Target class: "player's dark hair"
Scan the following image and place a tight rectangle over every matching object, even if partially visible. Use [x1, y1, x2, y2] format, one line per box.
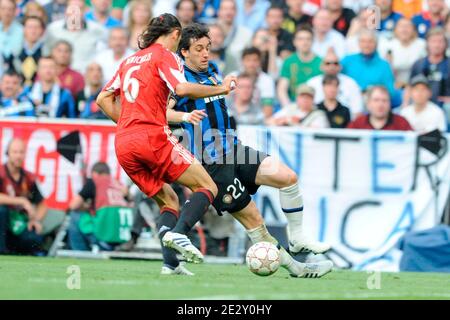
[176, 0, 198, 12]
[241, 47, 262, 60]
[91, 162, 110, 175]
[138, 13, 182, 49]
[178, 23, 210, 56]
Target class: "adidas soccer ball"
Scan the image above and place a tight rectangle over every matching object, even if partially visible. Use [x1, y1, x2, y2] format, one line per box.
[245, 242, 280, 276]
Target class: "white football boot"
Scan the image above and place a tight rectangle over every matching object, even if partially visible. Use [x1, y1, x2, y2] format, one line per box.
[289, 236, 331, 255]
[289, 260, 334, 278]
[160, 262, 195, 276]
[162, 231, 204, 263]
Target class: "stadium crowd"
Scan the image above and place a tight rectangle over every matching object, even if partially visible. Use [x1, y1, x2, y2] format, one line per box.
[1, 0, 450, 256]
[0, 0, 449, 130]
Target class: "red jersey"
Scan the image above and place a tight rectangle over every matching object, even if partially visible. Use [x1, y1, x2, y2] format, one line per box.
[347, 113, 413, 131]
[103, 43, 187, 131]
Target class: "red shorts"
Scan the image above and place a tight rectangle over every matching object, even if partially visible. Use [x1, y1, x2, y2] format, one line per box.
[115, 126, 194, 197]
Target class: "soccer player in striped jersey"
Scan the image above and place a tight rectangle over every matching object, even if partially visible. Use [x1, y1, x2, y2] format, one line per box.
[167, 24, 333, 278]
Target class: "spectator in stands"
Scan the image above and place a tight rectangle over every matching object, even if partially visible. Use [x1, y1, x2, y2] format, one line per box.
[95, 27, 134, 83]
[347, 86, 413, 130]
[346, 7, 378, 54]
[378, 18, 427, 89]
[326, 0, 356, 36]
[400, 74, 447, 133]
[376, 0, 403, 38]
[252, 28, 282, 79]
[217, 0, 253, 65]
[0, 0, 23, 66]
[268, 84, 329, 128]
[77, 62, 106, 119]
[126, 0, 152, 51]
[307, 48, 363, 117]
[89, 0, 128, 21]
[231, 47, 275, 118]
[412, 0, 448, 38]
[11, 16, 45, 87]
[227, 73, 265, 126]
[67, 161, 129, 251]
[282, 0, 312, 34]
[410, 27, 450, 106]
[85, 0, 122, 28]
[51, 40, 85, 99]
[44, 0, 67, 23]
[23, 1, 48, 24]
[24, 56, 76, 118]
[176, 0, 198, 28]
[196, 0, 221, 24]
[208, 23, 239, 75]
[0, 70, 34, 117]
[235, 0, 270, 33]
[312, 9, 346, 59]
[265, 5, 295, 59]
[317, 75, 351, 128]
[44, 0, 108, 73]
[0, 138, 47, 255]
[446, 14, 450, 51]
[341, 29, 399, 106]
[277, 26, 322, 108]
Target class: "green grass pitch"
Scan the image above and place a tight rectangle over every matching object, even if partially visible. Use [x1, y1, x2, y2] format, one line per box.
[0, 256, 449, 299]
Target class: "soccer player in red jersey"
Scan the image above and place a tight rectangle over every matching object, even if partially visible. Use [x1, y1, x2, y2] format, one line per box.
[96, 14, 237, 273]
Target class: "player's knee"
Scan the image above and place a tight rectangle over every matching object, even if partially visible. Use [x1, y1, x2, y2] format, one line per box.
[283, 169, 298, 187]
[162, 191, 180, 212]
[206, 182, 218, 198]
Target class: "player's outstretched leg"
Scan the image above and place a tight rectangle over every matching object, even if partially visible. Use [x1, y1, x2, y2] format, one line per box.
[162, 160, 218, 264]
[255, 156, 330, 255]
[153, 184, 194, 275]
[232, 201, 333, 278]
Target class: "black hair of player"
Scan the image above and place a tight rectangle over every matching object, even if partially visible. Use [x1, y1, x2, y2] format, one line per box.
[178, 23, 210, 58]
[138, 13, 182, 49]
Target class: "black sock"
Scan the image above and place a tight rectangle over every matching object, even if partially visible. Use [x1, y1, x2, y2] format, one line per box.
[157, 208, 180, 268]
[172, 188, 214, 235]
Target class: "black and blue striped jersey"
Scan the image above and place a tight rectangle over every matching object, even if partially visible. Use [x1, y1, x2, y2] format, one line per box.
[173, 61, 238, 163]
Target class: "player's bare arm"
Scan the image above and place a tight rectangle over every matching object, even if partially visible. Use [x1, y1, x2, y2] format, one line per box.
[166, 97, 207, 125]
[175, 75, 237, 99]
[96, 91, 121, 123]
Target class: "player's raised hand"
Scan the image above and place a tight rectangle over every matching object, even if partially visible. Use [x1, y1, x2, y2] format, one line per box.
[222, 75, 238, 94]
[184, 110, 207, 125]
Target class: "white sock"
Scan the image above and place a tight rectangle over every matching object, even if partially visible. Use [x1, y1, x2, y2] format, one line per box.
[246, 224, 304, 274]
[279, 182, 304, 241]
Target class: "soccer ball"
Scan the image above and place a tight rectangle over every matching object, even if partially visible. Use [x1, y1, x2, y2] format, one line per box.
[245, 242, 280, 276]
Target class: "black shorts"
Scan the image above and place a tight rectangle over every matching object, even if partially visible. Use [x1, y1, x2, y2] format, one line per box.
[203, 143, 269, 215]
